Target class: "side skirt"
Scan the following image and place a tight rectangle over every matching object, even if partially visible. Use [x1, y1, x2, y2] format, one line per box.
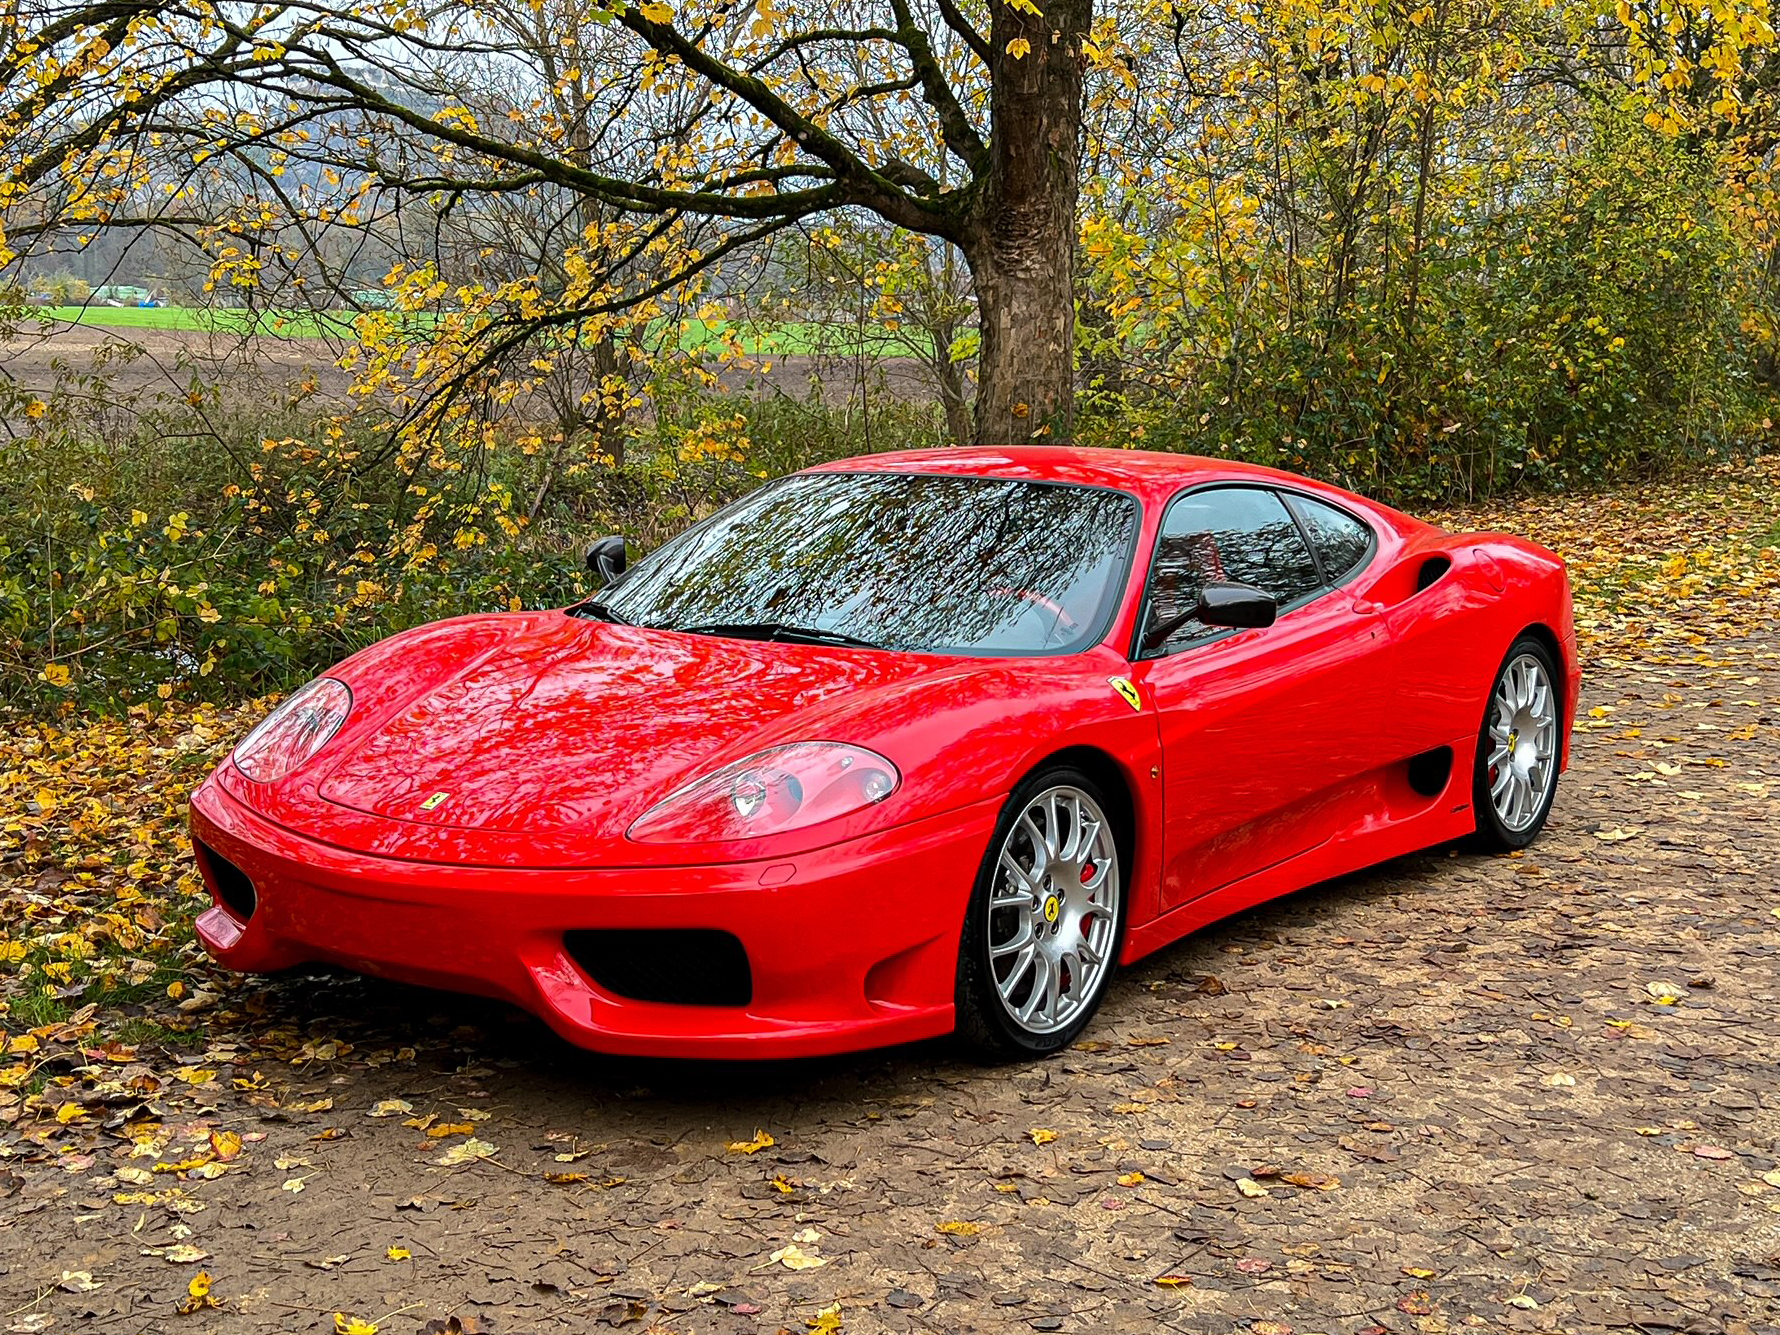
[1120, 739, 1479, 965]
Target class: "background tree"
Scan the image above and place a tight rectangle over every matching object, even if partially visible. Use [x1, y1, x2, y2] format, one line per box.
[1, 0, 1095, 441]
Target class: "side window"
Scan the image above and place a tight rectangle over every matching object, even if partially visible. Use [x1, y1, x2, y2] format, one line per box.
[1290, 495, 1372, 584]
[1146, 487, 1323, 649]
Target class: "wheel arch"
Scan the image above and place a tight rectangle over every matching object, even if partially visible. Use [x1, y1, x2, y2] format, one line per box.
[1517, 621, 1565, 688]
[1014, 744, 1139, 872]
[1508, 621, 1569, 732]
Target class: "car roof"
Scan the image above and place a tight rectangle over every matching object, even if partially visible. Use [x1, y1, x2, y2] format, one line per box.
[805, 445, 1361, 508]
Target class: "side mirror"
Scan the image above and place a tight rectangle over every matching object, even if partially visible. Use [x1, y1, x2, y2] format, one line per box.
[1143, 580, 1277, 651]
[585, 535, 628, 587]
[1196, 581, 1277, 629]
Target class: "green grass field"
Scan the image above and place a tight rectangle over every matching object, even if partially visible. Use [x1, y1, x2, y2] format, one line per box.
[39, 304, 359, 338]
[32, 305, 912, 356]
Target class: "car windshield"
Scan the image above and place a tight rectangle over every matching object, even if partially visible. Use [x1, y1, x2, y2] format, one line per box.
[596, 471, 1140, 655]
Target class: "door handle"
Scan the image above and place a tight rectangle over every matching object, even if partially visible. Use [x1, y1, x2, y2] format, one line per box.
[1352, 597, 1384, 616]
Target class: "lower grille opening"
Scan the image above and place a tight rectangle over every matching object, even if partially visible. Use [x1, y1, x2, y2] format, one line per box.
[564, 929, 752, 1007]
[194, 837, 257, 921]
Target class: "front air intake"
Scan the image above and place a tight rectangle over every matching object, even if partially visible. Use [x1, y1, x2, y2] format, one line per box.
[563, 929, 753, 1007]
[194, 838, 257, 921]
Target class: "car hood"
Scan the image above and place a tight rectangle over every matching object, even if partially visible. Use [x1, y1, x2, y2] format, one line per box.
[314, 612, 959, 837]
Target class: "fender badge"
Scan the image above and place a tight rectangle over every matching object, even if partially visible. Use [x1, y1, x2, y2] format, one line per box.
[419, 791, 450, 812]
[1108, 676, 1143, 713]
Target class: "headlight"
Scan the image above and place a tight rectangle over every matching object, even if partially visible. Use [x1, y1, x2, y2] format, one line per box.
[232, 677, 353, 783]
[627, 742, 899, 844]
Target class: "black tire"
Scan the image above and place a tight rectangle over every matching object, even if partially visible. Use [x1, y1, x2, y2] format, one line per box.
[955, 765, 1129, 1060]
[1472, 634, 1563, 851]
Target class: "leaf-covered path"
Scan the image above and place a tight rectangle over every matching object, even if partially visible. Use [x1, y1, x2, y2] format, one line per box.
[5, 462, 1780, 1335]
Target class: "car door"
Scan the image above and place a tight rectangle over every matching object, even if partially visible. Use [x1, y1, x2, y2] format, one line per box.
[1127, 485, 1395, 910]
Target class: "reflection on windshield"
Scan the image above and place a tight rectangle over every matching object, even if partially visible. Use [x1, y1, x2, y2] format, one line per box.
[600, 472, 1140, 655]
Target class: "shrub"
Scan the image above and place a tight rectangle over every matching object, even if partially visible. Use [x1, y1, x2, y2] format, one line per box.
[1, 362, 943, 710]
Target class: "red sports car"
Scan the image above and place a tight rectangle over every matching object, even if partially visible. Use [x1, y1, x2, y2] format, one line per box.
[190, 447, 1577, 1059]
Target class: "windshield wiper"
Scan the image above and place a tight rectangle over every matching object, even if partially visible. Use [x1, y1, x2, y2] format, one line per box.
[568, 599, 632, 625]
[674, 620, 886, 650]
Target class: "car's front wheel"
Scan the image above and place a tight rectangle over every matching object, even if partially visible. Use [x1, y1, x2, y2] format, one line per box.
[955, 768, 1127, 1059]
[1473, 635, 1563, 850]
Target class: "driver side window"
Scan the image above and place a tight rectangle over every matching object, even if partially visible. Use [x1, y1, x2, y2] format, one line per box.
[1145, 487, 1323, 652]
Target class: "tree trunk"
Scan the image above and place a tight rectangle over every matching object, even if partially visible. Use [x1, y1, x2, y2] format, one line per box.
[936, 349, 974, 445]
[964, 0, 1090, 445]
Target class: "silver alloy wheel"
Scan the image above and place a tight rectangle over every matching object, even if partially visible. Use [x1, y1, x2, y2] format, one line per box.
[985, 785, 1120, 1036]
[1487, 651, 1558, 832]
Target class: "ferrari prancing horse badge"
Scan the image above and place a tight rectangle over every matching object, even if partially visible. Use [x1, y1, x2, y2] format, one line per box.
[1108, 677, 1142, 713]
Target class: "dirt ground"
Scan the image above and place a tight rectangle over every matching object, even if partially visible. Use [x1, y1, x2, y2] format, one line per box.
[3, 471, 1780, 1334]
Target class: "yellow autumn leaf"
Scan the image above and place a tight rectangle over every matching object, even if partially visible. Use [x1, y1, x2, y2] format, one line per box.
[426, 1122, 476, 1138]
[1117, 1171, 1146, 1187]
[335, 1315, 379, 1335]
[177, 1270, 221, 1314]
[1028, 1128, 1058, 1146]
[434, 1137, 498, 1166]
[769, 1242, 828, 1270]
[936, 1219, 980, 1235]
[40, 663, 72, 688]
[807, 1303, 842, 1334]
[386, 1246, 411, 1261]
[1154, 1275, 1194, 1287]
[1007, 37, 1032, 58]
[637, 1, 674, 20]
[727, 1128, 775, 1154]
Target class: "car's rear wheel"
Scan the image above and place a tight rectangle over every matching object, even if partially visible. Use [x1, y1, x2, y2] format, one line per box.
[1473, 636, 1562, 850]
[955, 768, 1126, 1059]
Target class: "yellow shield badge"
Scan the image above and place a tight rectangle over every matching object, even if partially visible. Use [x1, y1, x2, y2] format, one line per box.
[1108, 677, 1142, 713]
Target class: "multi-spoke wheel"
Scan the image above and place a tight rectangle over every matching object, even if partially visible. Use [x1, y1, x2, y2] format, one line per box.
[1472, 636, 1563, 850]
[956, 768, 1126, 1058]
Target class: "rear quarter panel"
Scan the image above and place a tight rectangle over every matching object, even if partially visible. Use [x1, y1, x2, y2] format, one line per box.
[1372, 532, 1577, 765]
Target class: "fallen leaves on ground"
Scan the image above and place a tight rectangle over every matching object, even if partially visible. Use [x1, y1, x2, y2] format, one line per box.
[433, 1137, 498, 1167]
[175, 1271, 220, 1315]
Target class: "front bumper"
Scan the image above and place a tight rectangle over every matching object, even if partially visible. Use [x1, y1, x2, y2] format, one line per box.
[189, 778, 997, 1058]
